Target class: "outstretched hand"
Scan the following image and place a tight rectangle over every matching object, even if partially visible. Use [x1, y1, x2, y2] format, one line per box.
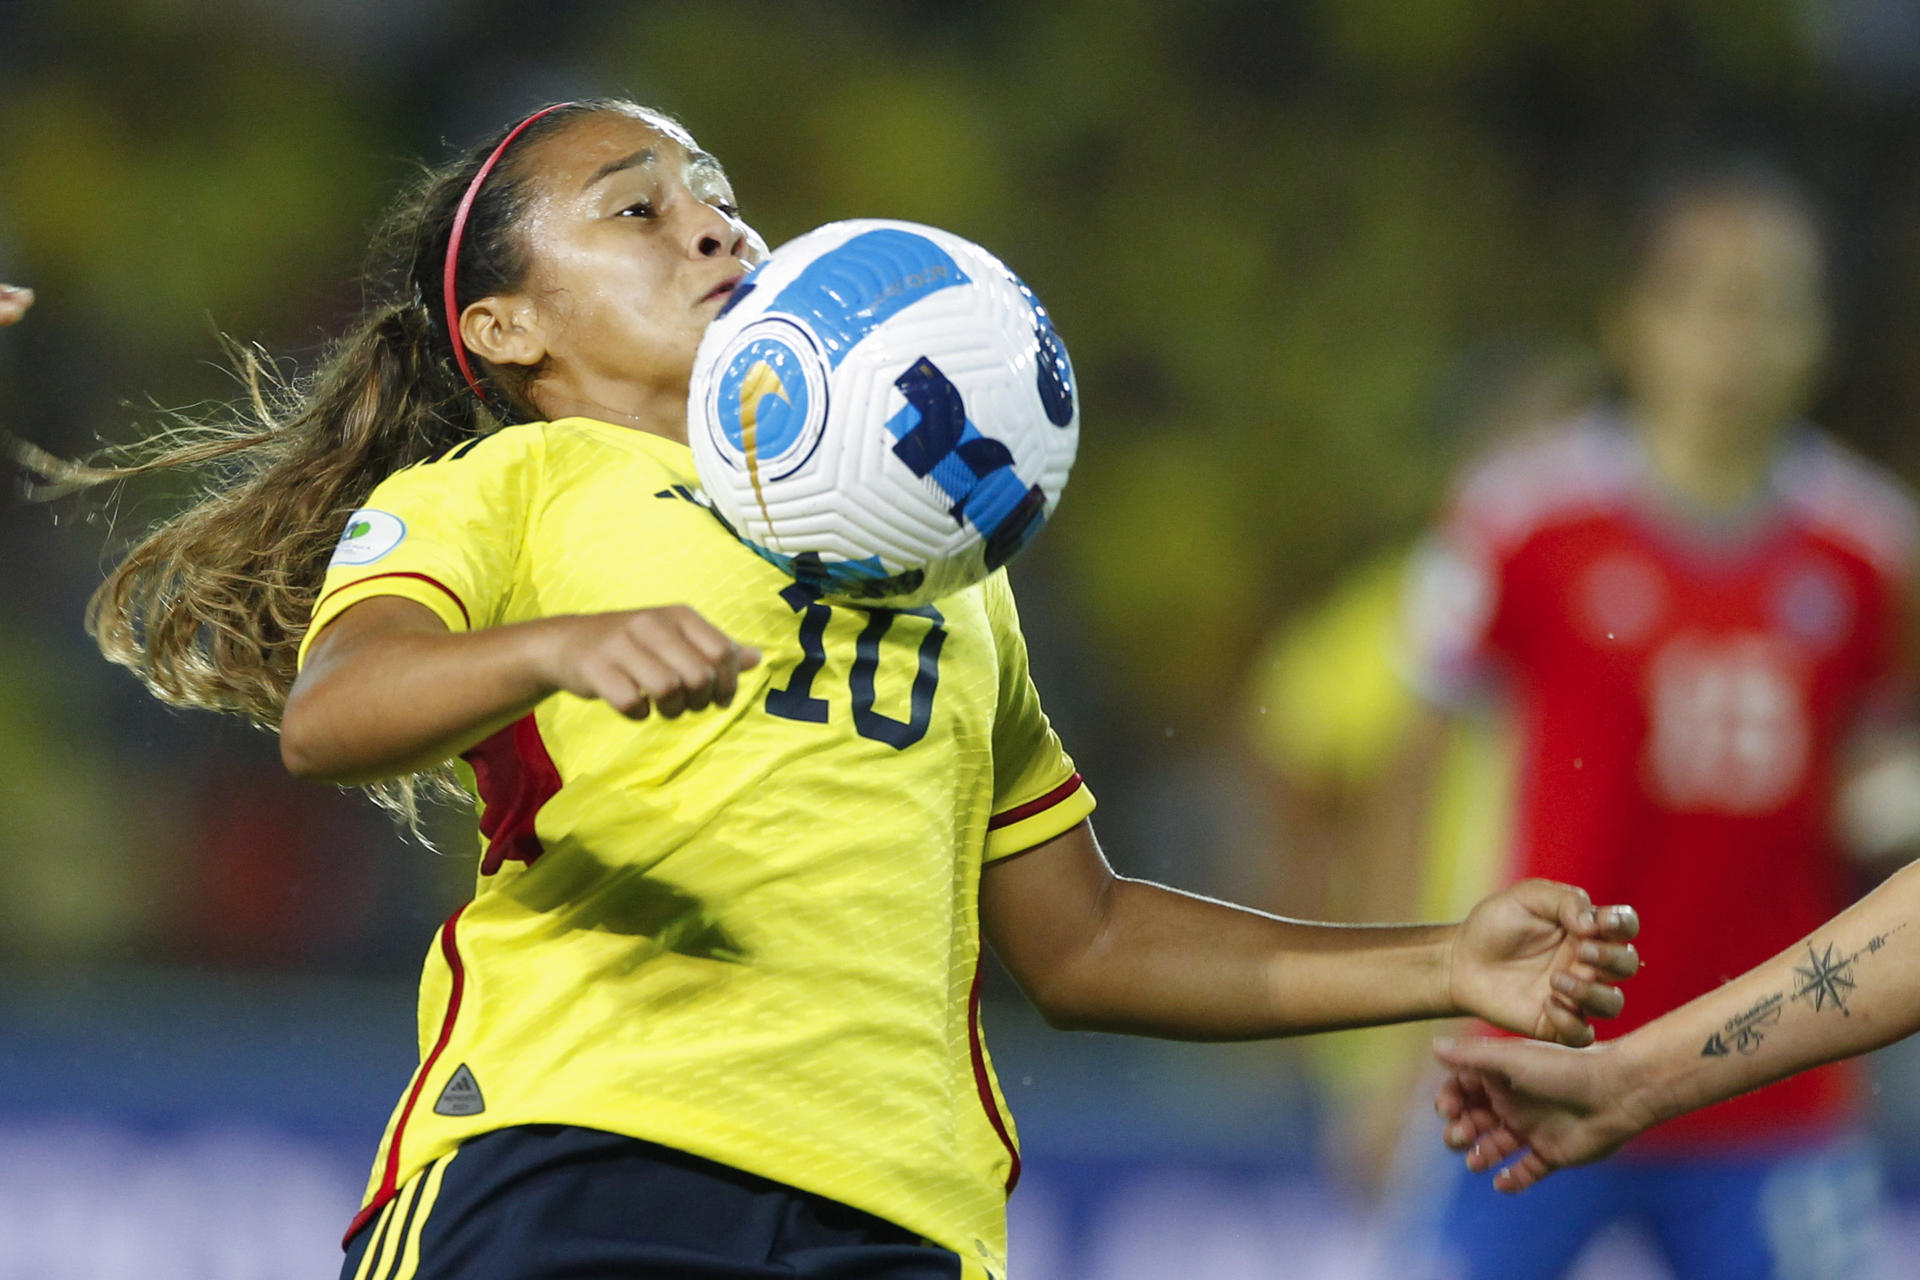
[1448, 879, 1639, 1047]
[0, 285, 32, 327]
[1432, 1036, 1652, 1192]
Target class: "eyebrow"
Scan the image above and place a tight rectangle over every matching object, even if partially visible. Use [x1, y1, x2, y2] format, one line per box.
[584, 148, 655, 191]
[583, 148, 725, 191]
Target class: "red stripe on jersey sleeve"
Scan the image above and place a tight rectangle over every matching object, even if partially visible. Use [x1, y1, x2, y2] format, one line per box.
[462, 714, 563, 876]
[344, 904, 469, 1248]
[967, 955, 1021, 1193]
[987, 772, 1084, 831]
[314, 571, 473, 629]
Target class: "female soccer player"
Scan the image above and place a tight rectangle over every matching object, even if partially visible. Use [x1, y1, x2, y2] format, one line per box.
[18, 100, 1638, 1280]
[1389, 162, 1915, 1280]
[1432, 854, 1920, 1192]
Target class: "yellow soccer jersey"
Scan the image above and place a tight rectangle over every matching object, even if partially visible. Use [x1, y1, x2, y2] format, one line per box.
[299, 417, 1094, 1279]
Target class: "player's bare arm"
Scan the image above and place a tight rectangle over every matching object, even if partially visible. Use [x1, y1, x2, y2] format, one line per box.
[980, 820, 1638, 1043]
[0, 284, 31, 326]
[1434, 856, 1920, 1192]
[282, 595, 760, 783]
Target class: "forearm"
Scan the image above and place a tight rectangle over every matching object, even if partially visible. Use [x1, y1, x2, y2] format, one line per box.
[282, 614, 563, 782]
[1617, 858, 1920, 1127]
[1039, 876, 1457, 1040]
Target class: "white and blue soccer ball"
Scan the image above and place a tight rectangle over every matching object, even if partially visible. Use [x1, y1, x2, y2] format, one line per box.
[687, 218, 1078, 608]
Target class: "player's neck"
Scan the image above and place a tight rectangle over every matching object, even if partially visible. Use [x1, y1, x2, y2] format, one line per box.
[1634, 407, 1786, 514]
[528, 375, 691, 444]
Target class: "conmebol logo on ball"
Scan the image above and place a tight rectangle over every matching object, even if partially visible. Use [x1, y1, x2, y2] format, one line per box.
[689, 219, 1079, 608]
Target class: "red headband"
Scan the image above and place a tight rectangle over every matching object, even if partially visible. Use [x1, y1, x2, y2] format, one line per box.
[443, 102, 577, 404]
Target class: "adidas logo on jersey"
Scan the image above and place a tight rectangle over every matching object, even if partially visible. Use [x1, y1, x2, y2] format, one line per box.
[433, 1063, 486, 1117]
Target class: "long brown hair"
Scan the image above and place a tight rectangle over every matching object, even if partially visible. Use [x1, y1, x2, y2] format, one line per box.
[16, 99, 638, 824]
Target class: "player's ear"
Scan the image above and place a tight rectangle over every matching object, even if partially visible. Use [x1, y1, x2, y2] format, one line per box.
[460, 295, 548, 370]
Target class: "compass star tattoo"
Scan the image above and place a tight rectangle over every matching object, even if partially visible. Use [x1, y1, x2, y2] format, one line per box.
[1700, 924, 1907, 1057]
[1791, 942, 1857, 1015]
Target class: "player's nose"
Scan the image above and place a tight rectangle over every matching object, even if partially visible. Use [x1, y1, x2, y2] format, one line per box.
[690, 205, 745, 260]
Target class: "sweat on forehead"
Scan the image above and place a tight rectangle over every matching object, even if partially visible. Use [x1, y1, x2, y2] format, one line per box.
[552, 105, 698, 156]
[514, 108, 722, 192]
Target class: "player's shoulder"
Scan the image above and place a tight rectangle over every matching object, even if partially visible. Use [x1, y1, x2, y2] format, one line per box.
[1776, 429, 1920, 579]
[377, 418, 693, 508]
[375, 421, 550, 497]
[394, 417, 684, 475]
[424, 420, 551, 467]
[967, 568, 1038, 666]
[1444, 409, 1639, 552]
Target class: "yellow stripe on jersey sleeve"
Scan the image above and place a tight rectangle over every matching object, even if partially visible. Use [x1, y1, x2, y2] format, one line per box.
[297, 572, 472, 670]
[985, 772, 1095, 861]
[297, 424, 546, 670]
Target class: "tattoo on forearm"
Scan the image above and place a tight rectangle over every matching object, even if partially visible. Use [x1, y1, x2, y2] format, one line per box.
[1699, 925, 1907, 1058]
[1700, 994, 1783, 1057]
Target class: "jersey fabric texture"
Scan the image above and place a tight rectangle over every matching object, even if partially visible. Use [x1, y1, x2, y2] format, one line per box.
[339, 1125, 964, 1280]
[1407, 412, 1917, 1150]
[299, 417, 1095, 1280]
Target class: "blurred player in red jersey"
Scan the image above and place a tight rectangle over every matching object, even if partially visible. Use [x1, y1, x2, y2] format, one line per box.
[1390, 162, 1918, 1279]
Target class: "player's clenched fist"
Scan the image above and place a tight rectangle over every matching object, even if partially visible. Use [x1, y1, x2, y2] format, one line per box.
[1447, 879, 1641, 1048]
[0, 285, 33, 327]
[537, 605, 761, 720]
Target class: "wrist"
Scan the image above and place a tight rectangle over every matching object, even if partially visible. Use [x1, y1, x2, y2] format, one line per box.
[516, 614, 580, 697]
[1434, 922, 1466, 1020]
[1608, 1027, 1683, 1135]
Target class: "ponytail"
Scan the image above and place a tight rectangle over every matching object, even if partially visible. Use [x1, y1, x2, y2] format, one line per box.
[81, 299, 480, 726]
[14, 99, 638, 828]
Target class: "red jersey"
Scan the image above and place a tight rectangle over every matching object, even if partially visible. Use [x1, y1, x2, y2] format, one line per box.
[1410, 414, 1916, 1150]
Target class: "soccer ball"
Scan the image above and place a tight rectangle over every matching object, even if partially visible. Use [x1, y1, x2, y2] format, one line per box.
[687, 218, 1078, 608]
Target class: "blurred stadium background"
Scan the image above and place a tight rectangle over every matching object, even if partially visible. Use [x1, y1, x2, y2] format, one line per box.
[6, 2, 1920, 1276]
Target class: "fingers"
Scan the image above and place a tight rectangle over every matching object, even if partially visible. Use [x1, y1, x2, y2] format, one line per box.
[671, 607, 762, 707]
[577, 652, 654, 720]
[1586, 904, 1640, 942]
[1551, 971, 1625, 1023]
[633, 624, 721, 716]
[1540, 991, 1600, 1046]
[1434, 1063, 1471, 1122]
[564, 606, 759, 721]
[0, 284, 32, 327]
[1502, 877, 1593, 933]
[1433, 1034, 1526, 1075]
[616, 616, 721, 718]
[1434, 1067, 1504, 1151]
[1575, 940, 1640, 982]
[1493, 1150, 1557, 1193]
[1515, 880, 1638, 945]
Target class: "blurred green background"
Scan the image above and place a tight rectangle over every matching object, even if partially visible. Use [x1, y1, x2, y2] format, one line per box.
[4, 2, 1920, 1276]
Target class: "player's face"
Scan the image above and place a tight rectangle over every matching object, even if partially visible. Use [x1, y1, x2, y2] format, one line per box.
[1616, 196, 1829, 448]
[506, 110, 767, 436]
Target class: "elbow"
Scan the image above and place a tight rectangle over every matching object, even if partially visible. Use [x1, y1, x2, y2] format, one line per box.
[278, 687, 356, 782]
[1015, 965, 1104, 1032]
[278, 709, 329, 780]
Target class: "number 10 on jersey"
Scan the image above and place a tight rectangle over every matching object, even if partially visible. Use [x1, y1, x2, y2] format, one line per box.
[764, 583, 945, 749]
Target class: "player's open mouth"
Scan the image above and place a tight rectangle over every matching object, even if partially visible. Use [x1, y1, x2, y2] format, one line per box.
[700, 276, 743, 304]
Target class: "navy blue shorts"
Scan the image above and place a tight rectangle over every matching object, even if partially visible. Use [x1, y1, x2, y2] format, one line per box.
[340, 1125, 965, 1279]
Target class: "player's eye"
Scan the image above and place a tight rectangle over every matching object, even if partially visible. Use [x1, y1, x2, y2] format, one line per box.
[619, 199, 657, 219]
[714, 201, 741, 219]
